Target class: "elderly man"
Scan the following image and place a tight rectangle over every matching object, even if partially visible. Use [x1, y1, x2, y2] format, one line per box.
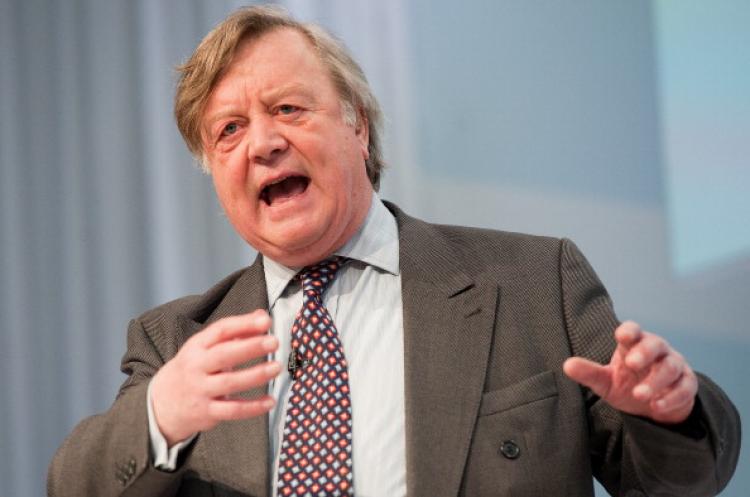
[49, 6, 740, 497]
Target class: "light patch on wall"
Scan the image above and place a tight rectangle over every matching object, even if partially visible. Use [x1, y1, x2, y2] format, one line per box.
[654, 0, 750, 275]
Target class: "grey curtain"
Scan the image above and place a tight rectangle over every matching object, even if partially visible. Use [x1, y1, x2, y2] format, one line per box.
[0, 1, 417, 495]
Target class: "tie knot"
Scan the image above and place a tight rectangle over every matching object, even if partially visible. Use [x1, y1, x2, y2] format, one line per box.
[299, 256, 346, 298]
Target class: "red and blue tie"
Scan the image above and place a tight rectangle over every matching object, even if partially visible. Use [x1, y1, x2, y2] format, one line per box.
[277, 257, 354, 497]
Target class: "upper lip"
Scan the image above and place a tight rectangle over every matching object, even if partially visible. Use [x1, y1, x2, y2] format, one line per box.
[257, 170, 308, 195]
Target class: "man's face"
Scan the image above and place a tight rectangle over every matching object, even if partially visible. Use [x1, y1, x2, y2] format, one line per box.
[202, 28, 373, 267]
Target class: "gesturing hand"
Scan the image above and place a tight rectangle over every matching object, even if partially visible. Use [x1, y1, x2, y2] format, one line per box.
[563, 321, 698, 424]
[150, 310, 281, 446]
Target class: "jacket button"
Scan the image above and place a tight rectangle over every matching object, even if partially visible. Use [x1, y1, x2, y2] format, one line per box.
[499, 440, 521, 459]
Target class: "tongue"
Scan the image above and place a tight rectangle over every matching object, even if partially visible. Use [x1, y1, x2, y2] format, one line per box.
[265, 176, 308, 205]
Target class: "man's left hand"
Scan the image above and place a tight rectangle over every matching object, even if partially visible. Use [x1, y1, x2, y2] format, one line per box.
[563, 321, 698, 424]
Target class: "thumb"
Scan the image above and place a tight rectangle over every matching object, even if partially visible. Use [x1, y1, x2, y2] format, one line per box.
[563, 357, 611, 399]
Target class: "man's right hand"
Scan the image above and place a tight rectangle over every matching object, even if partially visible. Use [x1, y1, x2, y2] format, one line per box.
[150, 310, 281, 447]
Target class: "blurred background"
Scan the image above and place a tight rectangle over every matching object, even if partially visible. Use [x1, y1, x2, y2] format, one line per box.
[1, 1, 747, 495]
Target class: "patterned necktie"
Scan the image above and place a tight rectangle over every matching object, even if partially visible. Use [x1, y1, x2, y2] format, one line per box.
[277, 257, 354, 497]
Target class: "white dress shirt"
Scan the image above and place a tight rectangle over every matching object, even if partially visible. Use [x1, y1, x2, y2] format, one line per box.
[149, 195, 407, 497]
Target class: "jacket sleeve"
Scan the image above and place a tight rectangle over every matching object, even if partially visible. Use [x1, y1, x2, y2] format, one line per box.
[559, 238, 741, 497]
[47, 318, 188, 497]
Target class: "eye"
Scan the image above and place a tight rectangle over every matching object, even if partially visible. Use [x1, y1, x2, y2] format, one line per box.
[277, 104, 300, 115]
[221, 122, 239, 137]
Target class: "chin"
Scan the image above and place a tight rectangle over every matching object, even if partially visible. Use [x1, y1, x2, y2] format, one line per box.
[255, 231, 329, 266]
[266, 247, 328, 268]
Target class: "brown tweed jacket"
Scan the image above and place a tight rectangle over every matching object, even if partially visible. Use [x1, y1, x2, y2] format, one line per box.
[48, 202, 740, 497]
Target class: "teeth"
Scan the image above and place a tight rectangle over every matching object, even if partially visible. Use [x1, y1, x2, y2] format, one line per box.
[262, 175, 292, 193]
[261, 177, 283, 204]
[261, 175, 292, 205]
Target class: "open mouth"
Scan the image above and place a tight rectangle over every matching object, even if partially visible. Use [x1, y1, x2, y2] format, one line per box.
[260, 175, 310, 206]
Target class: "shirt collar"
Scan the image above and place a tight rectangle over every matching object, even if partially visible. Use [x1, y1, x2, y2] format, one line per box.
[263, 194, 399, 308]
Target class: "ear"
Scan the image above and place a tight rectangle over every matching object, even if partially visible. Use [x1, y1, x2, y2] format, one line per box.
[355, 108, 370, 160]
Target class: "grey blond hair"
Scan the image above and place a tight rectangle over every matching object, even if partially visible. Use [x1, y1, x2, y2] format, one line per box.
[174, 5, 385, 189]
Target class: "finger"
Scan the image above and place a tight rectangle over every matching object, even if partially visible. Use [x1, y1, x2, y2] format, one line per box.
[207, 394, 277, 421]
[205, 361, 282, 397]
[563, 357, 612, 399]
[651, 368, 698, 419]
[196, 310, 272, 348]
[632, 353, 685, 401]
[623, 332, 669, 371]
[202, 335, 279, 373]
[614, 321, 643, 349]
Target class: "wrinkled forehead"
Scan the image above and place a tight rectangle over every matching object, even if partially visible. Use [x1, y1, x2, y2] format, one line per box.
[222, 26, 323, 86]
[204, 27, 338, 119]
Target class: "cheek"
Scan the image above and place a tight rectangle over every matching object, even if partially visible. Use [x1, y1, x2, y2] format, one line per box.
[213, 152, 251, 195]
[212, 169, 243, 211]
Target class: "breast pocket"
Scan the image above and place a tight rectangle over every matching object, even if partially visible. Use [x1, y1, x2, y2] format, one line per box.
[463, 371, 567, 497]
[478, 370, 558, 417]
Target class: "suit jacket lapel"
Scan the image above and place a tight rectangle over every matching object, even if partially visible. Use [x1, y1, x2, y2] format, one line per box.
[182, 256, 272, 497]
[392, 204, 497, 497]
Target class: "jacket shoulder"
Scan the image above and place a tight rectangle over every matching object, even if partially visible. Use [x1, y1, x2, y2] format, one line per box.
[431, 221, 569, 274]
[435, 222, 560, 252]
[387, 199, 570, 278]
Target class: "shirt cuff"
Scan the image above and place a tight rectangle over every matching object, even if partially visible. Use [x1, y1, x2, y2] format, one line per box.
[146, 380, 197, 471]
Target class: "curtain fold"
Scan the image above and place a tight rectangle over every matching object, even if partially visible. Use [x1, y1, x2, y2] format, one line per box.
[0, 2, 416, 495]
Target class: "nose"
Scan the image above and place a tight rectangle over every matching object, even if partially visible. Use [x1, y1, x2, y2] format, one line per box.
[247, 115, 288, 164]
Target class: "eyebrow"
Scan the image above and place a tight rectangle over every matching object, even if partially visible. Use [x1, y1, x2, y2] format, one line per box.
[260, 83, 317, 103]
[205, 84, 315, 120]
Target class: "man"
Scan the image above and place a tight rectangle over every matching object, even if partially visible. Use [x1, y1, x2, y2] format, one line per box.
[48, 6, 740, 497]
